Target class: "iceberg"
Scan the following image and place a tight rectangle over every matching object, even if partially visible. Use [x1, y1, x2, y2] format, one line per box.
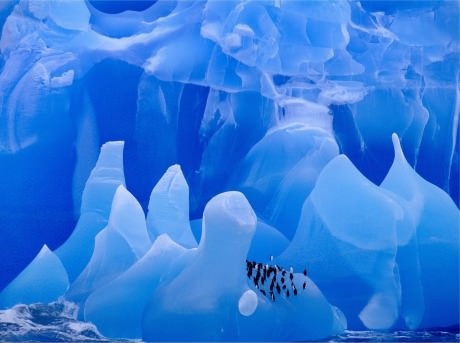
[277, 133, 459, 330]
[65, 183, 151, 309]
[231, 122, 339, 239]
[84, 234, 187, 339]
[0, 245, 68, 309]
[55, 141, 126, 282]
[146, 164, 197, 247]
[142, 190, 346, 341]
[0, 0, 458, 341]
[381, 134, 460, 329]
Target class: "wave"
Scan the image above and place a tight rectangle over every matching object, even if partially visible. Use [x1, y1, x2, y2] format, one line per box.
[0, 300, 107, 342]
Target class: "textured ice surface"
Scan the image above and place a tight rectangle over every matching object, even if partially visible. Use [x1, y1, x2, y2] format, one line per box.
[0, 0, 458, 340]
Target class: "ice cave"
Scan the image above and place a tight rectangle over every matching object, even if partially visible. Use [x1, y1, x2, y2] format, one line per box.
[0, 0, 458, 341]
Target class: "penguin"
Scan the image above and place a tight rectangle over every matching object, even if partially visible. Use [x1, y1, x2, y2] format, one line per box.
[260, 289, 266, 296]
[254, 275, 260, 288]
[302, 281, 307, 290]
[281, 277, 285, 284]
[267, 269, 272, 278]
[303, 269, 307, 276]
[293, 285, 298, 296]
[286, 289, 290, 297]
[289, 272, 293, 282]
[276, 283, 281, 294]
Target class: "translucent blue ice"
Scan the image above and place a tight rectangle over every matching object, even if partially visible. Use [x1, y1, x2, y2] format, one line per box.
[146, 164, 197, 247]
[0, 0, 458, 340]
[55, 141, 126, 282]
[0, 245, 68, 309]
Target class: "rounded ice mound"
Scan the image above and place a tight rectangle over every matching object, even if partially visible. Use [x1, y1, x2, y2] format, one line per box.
[238, 290, 258, 316]
[142, 191, 257, 341]
[142, 191, 346, 341]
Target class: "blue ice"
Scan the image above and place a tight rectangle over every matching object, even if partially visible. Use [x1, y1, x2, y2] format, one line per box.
[0, 0, 458, 341]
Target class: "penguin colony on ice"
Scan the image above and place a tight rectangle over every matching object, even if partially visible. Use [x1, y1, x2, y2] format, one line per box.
[245, 259, 308, 302]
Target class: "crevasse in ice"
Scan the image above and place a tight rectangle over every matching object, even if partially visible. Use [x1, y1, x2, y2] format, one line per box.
[0, 0, 458, 341]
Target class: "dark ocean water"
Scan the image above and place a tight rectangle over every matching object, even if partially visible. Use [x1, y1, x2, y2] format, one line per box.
[329, 329, 460, 342]
[0, 301, 458, 342]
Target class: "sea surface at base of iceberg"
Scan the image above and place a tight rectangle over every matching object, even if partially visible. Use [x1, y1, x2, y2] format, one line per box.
[0, 301, 458, 343]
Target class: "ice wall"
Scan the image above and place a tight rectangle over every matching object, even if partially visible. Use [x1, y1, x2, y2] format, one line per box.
[0, 0, 458, 339]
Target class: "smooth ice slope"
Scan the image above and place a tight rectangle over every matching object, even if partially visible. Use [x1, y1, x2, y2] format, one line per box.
[381, 134, 460, 329]
[278, 133, 460, 330]
[55, 141, 125, 282]
[0, 245, 68, 309]
[232, 123, 339, 239]
[85, 234, 187, 339]
[278, 153, 402, 330]
[65, 184, 150, 308]
[146, 164, 197, 247]
[142, 191, 346, 341]
[142, 191, 258, 341]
